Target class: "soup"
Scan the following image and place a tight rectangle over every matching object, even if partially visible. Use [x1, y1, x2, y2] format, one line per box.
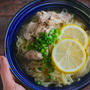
[16, 10, 90, 87]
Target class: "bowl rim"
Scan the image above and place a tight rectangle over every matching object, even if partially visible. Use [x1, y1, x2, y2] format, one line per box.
[5, 0, 90, 90]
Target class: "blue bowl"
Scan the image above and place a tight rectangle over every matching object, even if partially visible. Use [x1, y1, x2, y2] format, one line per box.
[5, 0, 90, 90]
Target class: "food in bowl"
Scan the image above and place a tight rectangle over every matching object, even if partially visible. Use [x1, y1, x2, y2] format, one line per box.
[16, 10, 90, 87]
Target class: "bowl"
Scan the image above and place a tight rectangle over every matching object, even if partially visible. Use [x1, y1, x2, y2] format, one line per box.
[5, 0, 90, 90]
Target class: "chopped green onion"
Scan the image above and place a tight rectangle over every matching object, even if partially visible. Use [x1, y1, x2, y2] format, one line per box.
[38, 67, 42, 71]
[25, 28, 62, 73]
[48, 75, 52, 80]
[35, 80, 41, 85]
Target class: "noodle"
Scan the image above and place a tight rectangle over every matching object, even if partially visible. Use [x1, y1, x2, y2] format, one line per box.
[16, 10, 90, 87]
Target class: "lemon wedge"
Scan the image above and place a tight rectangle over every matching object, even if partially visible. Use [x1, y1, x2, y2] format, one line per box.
[52, 39, 86, 73]
[60, 24, 88, 49]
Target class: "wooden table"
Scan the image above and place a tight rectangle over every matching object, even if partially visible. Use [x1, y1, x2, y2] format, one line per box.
[0, 0, 90, 90]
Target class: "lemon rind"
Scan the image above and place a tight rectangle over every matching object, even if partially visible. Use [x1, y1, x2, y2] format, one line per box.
[60, 24, 89, 49]
[52, 39, 87, 73]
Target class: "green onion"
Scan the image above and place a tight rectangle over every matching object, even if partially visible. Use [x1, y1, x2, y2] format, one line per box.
[48, 75, 53, 80]
[25, 28, 62, 73]
[35, 80, 41, 85]
[38, 67, 42, 71]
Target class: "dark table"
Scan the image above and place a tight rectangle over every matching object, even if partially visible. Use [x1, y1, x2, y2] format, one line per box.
[0, 0, 90, 90]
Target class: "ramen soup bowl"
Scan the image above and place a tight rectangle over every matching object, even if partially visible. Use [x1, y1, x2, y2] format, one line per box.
[5, 0, 90, 90]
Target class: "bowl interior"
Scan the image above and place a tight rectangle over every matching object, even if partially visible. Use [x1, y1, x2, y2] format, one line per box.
[5, 1, 90, 90]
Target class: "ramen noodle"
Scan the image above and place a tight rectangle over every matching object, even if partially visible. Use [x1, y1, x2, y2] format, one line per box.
[16, 10, 90, 87]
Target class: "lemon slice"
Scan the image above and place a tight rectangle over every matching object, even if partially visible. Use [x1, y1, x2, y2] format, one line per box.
[60, 24, 88, 49]
[52, 39, 86, 73]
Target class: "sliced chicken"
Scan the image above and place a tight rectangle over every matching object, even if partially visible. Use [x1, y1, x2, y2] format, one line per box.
[25, 50, 43, 60]
[26, 22, 38, 33]
[24, 22, 38, 40]
[37, 11, 63, 26]
[58, 11, 73, 23]
[37, 11, 50, 23]
[24, 11, 73, 39]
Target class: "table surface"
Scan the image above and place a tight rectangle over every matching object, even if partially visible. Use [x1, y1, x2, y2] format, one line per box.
[0, 0, 90, 90]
